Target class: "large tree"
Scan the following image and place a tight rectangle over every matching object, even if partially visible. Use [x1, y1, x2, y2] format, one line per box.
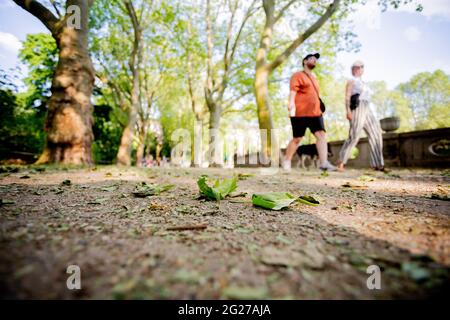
[203, 0, 258, 165]
[115, 0, 145, 165]
[13, 0, 96, 164]
[92, 0, 179, 166]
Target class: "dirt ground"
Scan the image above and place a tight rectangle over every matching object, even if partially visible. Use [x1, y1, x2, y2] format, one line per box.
[0, 165, 449, 299]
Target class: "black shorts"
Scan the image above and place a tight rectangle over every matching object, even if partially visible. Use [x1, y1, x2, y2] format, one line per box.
[290, 116, 325, 138]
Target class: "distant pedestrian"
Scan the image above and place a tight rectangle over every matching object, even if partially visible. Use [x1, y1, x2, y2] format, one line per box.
[283, 53, 336, 171]
[337, 60, 385, 171]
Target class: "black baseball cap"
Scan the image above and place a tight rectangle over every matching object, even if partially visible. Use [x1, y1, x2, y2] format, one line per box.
[302, 53, 320, 65]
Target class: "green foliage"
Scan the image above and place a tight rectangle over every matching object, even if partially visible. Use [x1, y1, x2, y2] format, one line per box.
[297, 195, 320, 206]
[197, 175, 237, 201]
[132, 182, 174, 197]
[350, 147, 359, 160]
[0, 33, 57, 160]
[252, 192, 296, 210]
[398, 70, 450, 130]
[18, 33, 57, 114]
[92, 104, 122, 164]
[367, 70, 450, 133]
[0, 87, 45, 158]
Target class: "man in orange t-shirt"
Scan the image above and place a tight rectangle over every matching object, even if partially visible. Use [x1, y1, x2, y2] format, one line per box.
[283, 53, 336, 171]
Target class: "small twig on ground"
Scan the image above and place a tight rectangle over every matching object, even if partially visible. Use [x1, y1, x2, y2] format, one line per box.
[166, 223, 208, 231]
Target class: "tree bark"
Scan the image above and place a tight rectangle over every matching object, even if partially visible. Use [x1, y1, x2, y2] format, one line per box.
[204, 0, 256, 166]
[254, 0, 276, 159]
[207, 101, 222, 165]
[135, 126, 146, 167]
[14, 0, 95, 165]
[255, 65, 276, 159]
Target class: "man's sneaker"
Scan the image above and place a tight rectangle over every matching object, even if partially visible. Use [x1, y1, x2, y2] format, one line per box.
[319, 161, 337, 172]
[282, 159, 291, 171]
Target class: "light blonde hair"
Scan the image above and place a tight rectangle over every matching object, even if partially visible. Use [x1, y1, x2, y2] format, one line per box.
[351, 60, 364, 76]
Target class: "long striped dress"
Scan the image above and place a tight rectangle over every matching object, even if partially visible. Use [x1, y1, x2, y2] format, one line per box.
[339, 77, 384, 168]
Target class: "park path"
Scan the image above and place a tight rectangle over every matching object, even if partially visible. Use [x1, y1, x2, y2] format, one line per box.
[0, 165, 449, 299]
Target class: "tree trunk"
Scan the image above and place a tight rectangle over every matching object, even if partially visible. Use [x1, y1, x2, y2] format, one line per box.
[135, 126, 146, 167]
[208, 103, 222, 166]
[33, 1, 95, 165]
[116, 92, 138, 166]
[255, 1, 276, 160]
[254, 66, 276, 160]
[116, 0, 142, 166]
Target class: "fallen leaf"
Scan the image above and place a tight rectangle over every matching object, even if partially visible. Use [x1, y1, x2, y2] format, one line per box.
[228, 191, 247, 198]
[88, 198, 109, 205]
[430, 193, 449, 201]
[14, 265, 35, 278]
[358, 175, 376, 182]
[222, 286, 268, 299]
[101, 185, 118, 192]
[401, 262, 431, 282]
[197, 175, 237, 201]
[61, 179, 71, 186]
[1, 199, 16, 205]
[237, 173, 254, 180]
[132, 182, 174, 197]
[297, 195, 320, 206]
[252, 192, 296, 210]
[173, 269, 201, 284]
[341, 182, 368, 190]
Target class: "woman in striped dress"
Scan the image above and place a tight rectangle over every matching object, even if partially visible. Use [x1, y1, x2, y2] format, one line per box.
[337, 60, 385, 171]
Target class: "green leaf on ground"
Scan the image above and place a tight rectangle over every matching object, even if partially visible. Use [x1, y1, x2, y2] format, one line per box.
[101, 185, 118, 192]
[237, 173, 254, 180]
[440, 169, 450, 177]
[229, 191, 247, 198]
[341, 182, 368, 190]
[175, 206, 195, 215]
[13, 265, 35, 278]
[252, 192, 296, 210]
[385, 172, 401, 178]
[1, 199, 16, 205]
[358, 175, 376, 182]
[61, 179, 72, 186]
[88, 198, 109, 205]
[401, 262, 431, 282]
[430, 193, 449, 201]
[197, 175, 237, 201]
[132, 182, 174, 197]
[173, 269, 201, 284]
[297, 195, 320, 206]
[222, 285, 268, 300]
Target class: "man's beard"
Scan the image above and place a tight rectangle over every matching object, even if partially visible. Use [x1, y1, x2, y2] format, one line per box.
[306, 62, 316, 69]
